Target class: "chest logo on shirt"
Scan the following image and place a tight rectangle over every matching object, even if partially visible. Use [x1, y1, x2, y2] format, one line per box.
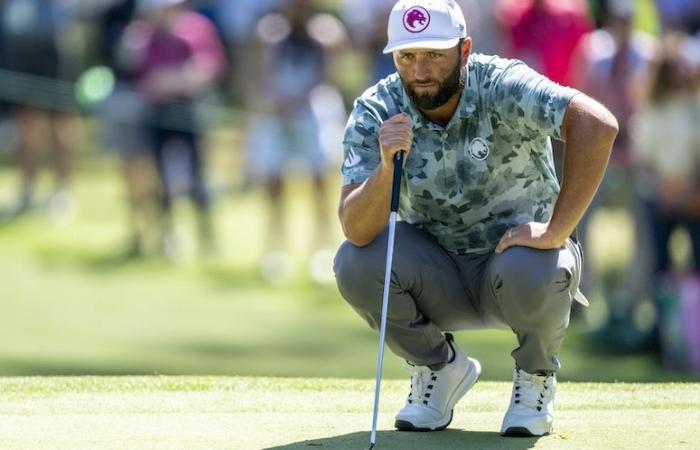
[468, 138, 490, 161]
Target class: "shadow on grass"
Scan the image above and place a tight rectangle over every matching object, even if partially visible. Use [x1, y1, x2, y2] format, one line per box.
[263, 430, 540, 450]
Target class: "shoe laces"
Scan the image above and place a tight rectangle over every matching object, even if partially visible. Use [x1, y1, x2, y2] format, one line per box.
[405, 364, 438, 406]
[513, 369, 551, 411]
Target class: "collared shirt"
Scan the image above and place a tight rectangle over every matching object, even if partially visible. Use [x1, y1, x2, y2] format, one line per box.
[341, 53, 579, 254]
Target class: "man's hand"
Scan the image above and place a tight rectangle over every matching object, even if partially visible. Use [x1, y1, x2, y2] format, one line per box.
[379, 113, 413, 170]
[495, 222, 567, 254]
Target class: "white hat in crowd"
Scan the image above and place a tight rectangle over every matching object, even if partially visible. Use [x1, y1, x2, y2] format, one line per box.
[383, 0, 467, 54]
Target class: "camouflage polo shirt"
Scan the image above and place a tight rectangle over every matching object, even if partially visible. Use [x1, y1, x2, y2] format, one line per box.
[341, 53, 580, 254]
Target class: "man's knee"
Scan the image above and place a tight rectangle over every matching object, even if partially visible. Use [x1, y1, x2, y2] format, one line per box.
[490, 247, 572, 324]
[334, 222, 439, 310]
[333, 223, 418, 291]
[490, 247, 562, 296]
[334, 237, 387, 310]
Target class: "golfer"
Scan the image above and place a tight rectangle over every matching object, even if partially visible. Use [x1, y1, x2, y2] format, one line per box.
[334, 0, 618, 437]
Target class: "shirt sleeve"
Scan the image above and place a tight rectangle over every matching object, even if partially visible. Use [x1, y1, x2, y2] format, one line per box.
[341, 100, 382, 186]
[490, 60, 580, 140]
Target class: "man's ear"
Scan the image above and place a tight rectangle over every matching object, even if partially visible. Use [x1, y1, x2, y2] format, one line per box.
[461, 37, 472, 64]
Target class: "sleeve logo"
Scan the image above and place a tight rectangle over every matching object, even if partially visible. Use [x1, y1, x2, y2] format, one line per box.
[343, 148, 362, 169]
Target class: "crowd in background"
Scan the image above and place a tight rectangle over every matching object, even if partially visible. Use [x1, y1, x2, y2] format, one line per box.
[0, 0, 698, 372]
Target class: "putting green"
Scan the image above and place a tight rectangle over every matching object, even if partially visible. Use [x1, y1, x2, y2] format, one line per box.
[1, 377, 698, 449]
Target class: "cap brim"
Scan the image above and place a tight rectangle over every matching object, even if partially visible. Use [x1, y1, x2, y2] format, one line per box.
[383, 37, 461, 54]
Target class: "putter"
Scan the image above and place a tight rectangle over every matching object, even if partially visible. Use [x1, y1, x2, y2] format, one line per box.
[365, 150, 404, 450]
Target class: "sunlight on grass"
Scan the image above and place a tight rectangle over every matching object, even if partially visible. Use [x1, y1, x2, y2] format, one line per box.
[0, 155, 694, 382]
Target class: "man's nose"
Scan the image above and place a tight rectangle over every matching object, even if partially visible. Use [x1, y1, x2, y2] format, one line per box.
[414, 58, 432, 80]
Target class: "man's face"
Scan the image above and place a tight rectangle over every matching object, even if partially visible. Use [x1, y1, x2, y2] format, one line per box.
[394, 42, 467, 111]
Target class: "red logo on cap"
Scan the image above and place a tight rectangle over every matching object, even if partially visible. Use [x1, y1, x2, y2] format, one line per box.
[403, 6, 431, 33]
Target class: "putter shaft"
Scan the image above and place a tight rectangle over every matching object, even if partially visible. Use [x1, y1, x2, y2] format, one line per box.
[367, 151, 404, 449]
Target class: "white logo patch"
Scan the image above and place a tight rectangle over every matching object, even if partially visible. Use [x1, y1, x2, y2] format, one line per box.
[468, 138, 490, 161]
[343, 148, 361, 169]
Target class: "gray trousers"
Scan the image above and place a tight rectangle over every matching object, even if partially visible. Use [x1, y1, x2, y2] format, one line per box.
[334, 222, 584, 374]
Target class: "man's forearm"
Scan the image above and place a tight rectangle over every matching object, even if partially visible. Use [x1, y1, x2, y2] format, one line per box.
[340, 165, 395, 246]
[548, 96, 618, 244]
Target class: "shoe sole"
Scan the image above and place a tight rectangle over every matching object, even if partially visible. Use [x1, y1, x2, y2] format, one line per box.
[501, 426, 551, 437]
[395, 409, 453, 432]
[394, 357, 482, 432]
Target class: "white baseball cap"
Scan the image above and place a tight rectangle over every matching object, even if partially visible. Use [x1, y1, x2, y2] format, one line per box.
[383, 0, 467, 54]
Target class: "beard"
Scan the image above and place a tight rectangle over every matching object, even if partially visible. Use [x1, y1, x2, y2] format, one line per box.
[402, 59, 465, 111]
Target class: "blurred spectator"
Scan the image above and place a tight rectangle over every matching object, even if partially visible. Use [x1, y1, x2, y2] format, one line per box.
[633, 32, 700, 276]
[340, 0, 395, 83]
[567, 0, 664, 355]
[656, 0, 700, 34]
[497, 0, 593, 87]
[94, 0, 158, 258]
[0, 0, 80, 220]
[188, 0, 221, 33]
[201, 0, 281, 107]
[633, 32, 700, 371]
[570, 0, 658, 308]
[573, 0, 657, 165]
[122, 0, 226, 258]
[207, 0, 281, 45]
[248, 0, 346, 283]
[459, 0, 507, 56]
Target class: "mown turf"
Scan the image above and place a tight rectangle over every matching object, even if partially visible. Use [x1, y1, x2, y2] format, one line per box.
[1, 135, 697, 449]
[1, 376, 698, 450]
[0, 163, 695, 382]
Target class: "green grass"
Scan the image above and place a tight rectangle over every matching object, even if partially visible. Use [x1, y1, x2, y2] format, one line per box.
[1, 131, 698, 449]
[0, 155, 695, 382]
[1, 376, 698, 450]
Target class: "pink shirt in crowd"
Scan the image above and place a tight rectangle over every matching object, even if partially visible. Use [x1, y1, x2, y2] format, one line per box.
[125, 10, 226, 99]
[498, 0, 592, 86]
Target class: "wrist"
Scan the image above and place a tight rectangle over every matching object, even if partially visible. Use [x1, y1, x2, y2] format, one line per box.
[377, 160, 394, 179]
[543, 223, 569, 247]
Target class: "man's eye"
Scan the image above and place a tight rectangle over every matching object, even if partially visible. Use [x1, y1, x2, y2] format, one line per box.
[400, 54, 414, 61]
[429, 52, 442, 58]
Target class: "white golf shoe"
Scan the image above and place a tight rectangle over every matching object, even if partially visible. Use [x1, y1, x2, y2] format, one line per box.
[500, 368, 556, 436]
[394, 335, 481, 431]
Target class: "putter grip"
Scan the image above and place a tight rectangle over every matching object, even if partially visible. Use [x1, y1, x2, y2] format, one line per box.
[390, 151, 404, 212]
